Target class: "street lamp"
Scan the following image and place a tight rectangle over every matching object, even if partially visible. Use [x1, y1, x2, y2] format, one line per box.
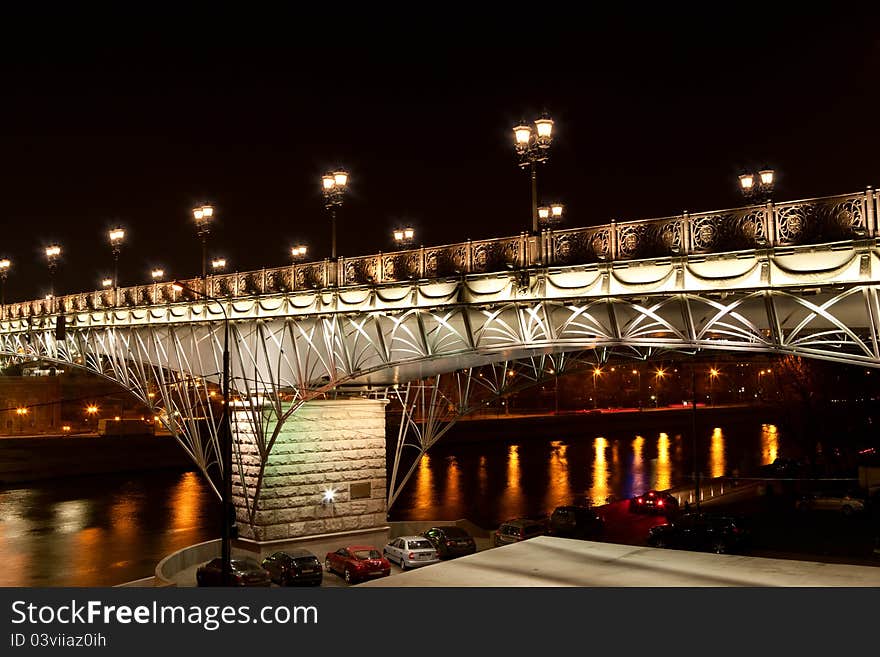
[513, 114, 554, 233]
[291, 245, 308, 262]
[45, 244, 61, 298]
[738, 168, 775, 202]
[537, 203, 565, 230]
[392, 227, 415, 249]
[151, 268, 165, 282]
[101, 278, 113, 289]
[211, 258, 227, 273]
[708, 368, 720, 406]
[108, 227, 125, 289]
[0, 258, 10, 318]
[192, 204, 215, 288]
[321, 170, 349, 260]
[632, 368, 642, 409]
[592, 366, 602, 409]
[654, 367, 666, 407]
[171, 280, 233, 585]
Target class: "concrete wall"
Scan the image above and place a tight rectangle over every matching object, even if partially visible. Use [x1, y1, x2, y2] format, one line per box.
[232, 399, 387, 542]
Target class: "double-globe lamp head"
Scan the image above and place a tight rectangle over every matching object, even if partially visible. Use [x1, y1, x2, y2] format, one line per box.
[513, 116, 554, 156]
[738, 169, 775, 200]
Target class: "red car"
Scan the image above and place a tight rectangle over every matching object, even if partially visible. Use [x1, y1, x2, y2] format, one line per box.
[324, 545, 391, 584]
[629, 490, 679, 515]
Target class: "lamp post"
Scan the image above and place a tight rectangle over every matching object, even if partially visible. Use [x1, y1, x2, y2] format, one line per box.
[172, 280, 232, 585]
[291, 245, 308, 263]
[654, 367, 666, 407]
[0, 258, 10, 319]
[108, 227, 125, 289]
[691, 359, 700, 512]
[592, 367, 602, 409]
[192, 204, 215, 291]
[709, 368, 719, 406]
[45, 245, 61, 298]
[631, 368, 642, 409]
[513, 114, 554, 233]
[321, 171, 349, 260]
[392, 227, 415, 249]
[738, 169, 775, 203]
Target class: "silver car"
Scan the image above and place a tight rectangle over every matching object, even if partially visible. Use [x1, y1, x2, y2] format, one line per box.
[383, 536, 440, 570]
[795, 492, 866, 515]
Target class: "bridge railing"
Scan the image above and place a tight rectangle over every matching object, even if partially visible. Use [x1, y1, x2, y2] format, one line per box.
[3, 188, 877, 319]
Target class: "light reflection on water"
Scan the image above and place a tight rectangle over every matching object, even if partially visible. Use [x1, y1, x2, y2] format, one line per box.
[546, 440, 572, 510]
[761, 424, 779, 465]
[0, 470, 217, 587]
[589, 437, 609, 504]
[710, 427, 727, 478]
[394, 421, 783, 528]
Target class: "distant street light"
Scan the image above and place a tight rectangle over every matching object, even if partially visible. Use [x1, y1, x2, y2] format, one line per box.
[0, 258, 11, 318]
[321, 170, 349, 260]
[513, 114, 554, 233]
[631, 368, 642, 408]
[211, 258, 227, 273]
[392, 227, 415, 249]
[709, 367, 720, 406]
[101, 278, 113, 289]
[290, 245, 308, 263]
[151, 268, 165, 282]
[592, 367, 603, 409]
[192, 204, 215, 288]
[738, 169, 775, 202]
[45, 244, 62, 298]
[108, 227, 125, 289]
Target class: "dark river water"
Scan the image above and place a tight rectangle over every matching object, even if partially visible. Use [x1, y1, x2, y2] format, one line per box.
[389, 419, 782, 528]
[0, 415, 782, 586]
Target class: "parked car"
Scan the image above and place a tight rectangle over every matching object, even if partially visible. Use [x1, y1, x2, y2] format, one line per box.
[493, 518, 547, 547]
[795, 491, 866, 516]
[647, 513, 750, 554]
[324, 546, 390, 584]
[261, 549, 323, 586]
[196, 557, 272, 587]
[383, 536, 440, 570]
[629, 490, 679, 515]
[549, 505, 604, 539]
[423, 526, 477, 559]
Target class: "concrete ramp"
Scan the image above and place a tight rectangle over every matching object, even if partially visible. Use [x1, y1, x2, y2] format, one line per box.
[360, 536, 880, 587]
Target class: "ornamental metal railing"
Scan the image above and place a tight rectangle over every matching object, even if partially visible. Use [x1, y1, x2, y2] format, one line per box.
[4, 188, 877, 319]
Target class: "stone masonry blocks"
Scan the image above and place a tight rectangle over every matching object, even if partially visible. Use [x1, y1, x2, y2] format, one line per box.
[231, 398, 388, 543]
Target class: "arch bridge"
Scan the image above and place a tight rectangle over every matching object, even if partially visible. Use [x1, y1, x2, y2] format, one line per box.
[1, 189, 878, 542]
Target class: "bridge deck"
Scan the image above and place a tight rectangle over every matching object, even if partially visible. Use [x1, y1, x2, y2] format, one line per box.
[359, 536, 880, 587]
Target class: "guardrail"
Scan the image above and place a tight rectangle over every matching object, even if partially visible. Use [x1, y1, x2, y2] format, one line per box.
[4, 188, 877, 319]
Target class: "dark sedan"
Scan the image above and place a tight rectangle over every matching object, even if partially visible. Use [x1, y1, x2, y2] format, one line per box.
[647, 513, 750, 554]
[549, 505, 604, 539]
[423, 526, 477, 559]
[261, 549, 323, 586]
[196, 557, 272, 587]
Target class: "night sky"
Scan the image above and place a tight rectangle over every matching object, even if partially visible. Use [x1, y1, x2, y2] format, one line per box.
[1, 13, 879, 301]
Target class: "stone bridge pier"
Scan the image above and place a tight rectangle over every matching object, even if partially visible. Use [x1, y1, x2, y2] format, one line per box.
[231, 398, 389, 551]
